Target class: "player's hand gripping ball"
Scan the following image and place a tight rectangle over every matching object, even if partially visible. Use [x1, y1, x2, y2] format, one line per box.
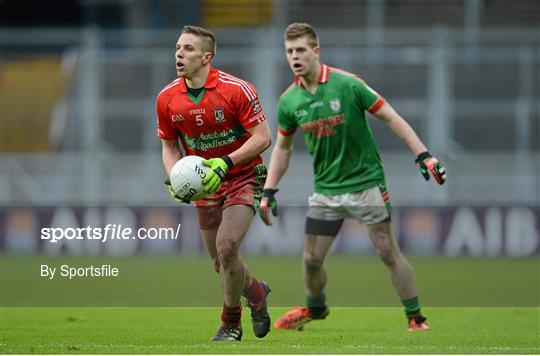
[201, 156, 233, 194]
[164, 178, 189, 203]
[168, 155, 212, 202]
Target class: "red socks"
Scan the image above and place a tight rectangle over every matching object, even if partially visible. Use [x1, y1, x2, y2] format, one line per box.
[221, 277, 266, 325]
[244, 277, 266, 308]
[221, 305, 242, 326]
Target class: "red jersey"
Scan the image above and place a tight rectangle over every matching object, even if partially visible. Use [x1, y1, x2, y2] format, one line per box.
[156, 66, 267, 177]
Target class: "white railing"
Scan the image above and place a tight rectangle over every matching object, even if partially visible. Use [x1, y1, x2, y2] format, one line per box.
[1, 27, 538, 205]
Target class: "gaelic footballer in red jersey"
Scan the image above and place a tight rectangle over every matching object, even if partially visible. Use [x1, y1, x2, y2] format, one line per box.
[156, 25, 272, 341]
[157, 67, 266, 178]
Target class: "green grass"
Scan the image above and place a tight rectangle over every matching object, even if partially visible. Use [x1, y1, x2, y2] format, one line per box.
[1, 255, 539, 353]
[2, 255, 539, 306]
[1, 307, 538, 354]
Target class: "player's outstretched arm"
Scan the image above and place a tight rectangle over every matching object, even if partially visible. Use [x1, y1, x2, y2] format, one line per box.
[259, 131, 295, 226]
[373, 102, 426, 155]
[374, 102, 446, 185]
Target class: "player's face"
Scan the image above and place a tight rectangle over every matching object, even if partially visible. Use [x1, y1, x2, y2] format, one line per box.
[285, 37, 320, 77]
[175, 33, 211, 78]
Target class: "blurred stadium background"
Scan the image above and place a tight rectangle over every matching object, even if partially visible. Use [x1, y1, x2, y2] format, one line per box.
[0, 0, 539, 263]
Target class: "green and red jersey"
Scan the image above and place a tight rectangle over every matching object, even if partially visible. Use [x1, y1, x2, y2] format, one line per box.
[156, 66, 266, 177]
[278, 63, 387, 195]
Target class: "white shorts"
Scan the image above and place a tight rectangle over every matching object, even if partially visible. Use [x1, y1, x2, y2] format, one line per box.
[307, 185, 392, 225]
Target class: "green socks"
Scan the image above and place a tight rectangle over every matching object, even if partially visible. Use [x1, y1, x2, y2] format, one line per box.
[402, 296, 421, 317]
[307, 294, 327, 317]
[307, 294, 421, 318]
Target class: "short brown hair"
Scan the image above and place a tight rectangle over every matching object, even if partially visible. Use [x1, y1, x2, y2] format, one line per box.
[182, 25, 217, 56]
[284, 22, 319, 48]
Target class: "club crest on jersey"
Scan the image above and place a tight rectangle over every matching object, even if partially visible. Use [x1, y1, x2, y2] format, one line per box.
[329, 98, 341, 112]
[214, 108, 225, 123]
[250, 98, 262, 114]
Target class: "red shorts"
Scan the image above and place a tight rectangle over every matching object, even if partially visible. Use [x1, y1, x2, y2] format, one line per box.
[195, 163, 267, 230]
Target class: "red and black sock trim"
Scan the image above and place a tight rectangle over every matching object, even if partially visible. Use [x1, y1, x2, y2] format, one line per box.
[221, 304, 242, 326]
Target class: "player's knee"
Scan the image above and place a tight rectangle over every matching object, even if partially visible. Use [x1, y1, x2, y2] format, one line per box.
[303, 252, 324, 272]
[217, 238, 239, 267]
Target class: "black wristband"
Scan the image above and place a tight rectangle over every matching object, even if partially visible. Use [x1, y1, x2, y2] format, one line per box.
[262, 188, 278, 198]
[221, 155, 234, 169]
[415, 151, 431, 163]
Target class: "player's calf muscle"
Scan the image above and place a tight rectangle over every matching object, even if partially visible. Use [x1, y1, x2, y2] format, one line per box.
[377, 245, 399, 266]
[368, 223, 399, 258]
[373, 238, 400, 266]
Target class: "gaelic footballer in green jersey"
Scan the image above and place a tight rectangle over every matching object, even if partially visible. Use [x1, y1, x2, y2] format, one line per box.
[260, 22, 446, 333]
[278, 64, 387, 196]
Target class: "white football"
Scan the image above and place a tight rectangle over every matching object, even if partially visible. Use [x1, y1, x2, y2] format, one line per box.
[170, 155, 211, 201]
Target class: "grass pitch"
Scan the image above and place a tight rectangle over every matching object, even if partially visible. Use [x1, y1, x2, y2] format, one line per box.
[1, 255, 539, 353]
[2, 307, 538, 354]
[2, 255, 538, 307]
